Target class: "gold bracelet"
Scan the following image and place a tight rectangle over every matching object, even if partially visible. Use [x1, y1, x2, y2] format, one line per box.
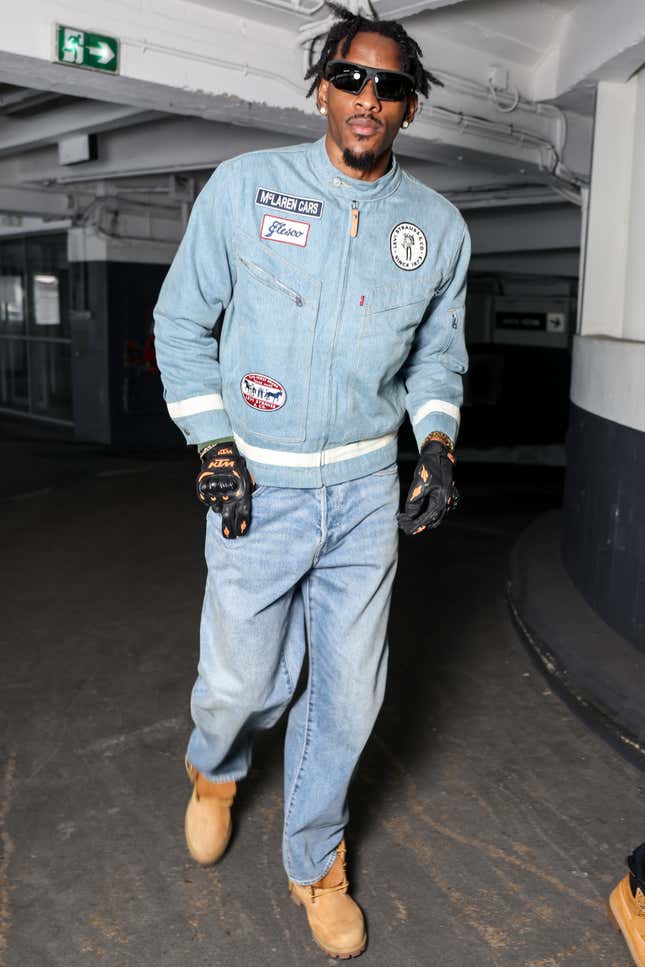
[421, 431, 454, 452]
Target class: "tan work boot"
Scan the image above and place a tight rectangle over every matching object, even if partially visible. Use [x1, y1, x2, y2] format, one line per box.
[184, 758, 236, 865]
[609, 872, 645, 966]
[288, 840, 367, 959]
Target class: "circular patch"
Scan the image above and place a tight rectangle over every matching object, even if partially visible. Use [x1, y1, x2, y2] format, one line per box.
[241, 373, 286, 411]
[390, 222, 427, 271]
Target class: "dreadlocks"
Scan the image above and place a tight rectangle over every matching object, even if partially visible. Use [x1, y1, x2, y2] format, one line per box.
[304, 1, 443, 100]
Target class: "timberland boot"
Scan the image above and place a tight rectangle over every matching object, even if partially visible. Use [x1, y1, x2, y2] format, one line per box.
[288, 840, 367, 959]
[184, 758, 236, 865]
[609, 842, 645, 967]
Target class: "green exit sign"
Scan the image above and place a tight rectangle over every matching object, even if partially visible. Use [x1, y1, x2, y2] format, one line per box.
[55, 25, 119, 74]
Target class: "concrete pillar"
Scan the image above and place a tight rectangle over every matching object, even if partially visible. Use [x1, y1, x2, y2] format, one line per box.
[563, 70, 645, 648]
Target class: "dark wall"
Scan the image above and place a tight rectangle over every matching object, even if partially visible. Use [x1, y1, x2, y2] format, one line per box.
[106, 260, 181, 448]
[460, 345, 571, 448]
[70, 261, 110, 442]
[70, 260, 181, 447]
[562, 402, 645, 650]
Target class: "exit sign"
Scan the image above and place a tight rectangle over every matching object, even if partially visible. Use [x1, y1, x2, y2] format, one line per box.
[55, 25, 119, 74]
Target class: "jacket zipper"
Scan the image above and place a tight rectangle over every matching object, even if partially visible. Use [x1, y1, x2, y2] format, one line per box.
[322, 200, 359, 470]
[350, 200, 359, 238]
[238, 256, 304, 306]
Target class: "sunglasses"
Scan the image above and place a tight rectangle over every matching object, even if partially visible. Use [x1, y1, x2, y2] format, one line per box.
[325, 60, 415, 102]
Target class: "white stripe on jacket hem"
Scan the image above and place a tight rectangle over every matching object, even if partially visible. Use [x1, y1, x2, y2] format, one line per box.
[233, 431, 396, 468]
[167, 393, 225, 418]
[411, 399, 460, 426]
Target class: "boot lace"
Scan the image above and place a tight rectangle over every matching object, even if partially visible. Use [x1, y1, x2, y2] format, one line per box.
[637, 887, 645, 918]
[309, 843, 349, 904]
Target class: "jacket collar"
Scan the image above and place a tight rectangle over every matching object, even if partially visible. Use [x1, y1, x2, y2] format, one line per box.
[307, 135, 402, 202]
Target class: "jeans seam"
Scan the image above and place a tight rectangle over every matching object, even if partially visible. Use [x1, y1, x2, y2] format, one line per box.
[283, 572, 315, 875]
[188, 769, 247, 783]
[280, 654, 294, 695]
[311, 487, 327, 567]
[289, 844, 339, 886]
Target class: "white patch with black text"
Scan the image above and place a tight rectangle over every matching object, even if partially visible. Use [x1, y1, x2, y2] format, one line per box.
[260, 214, 310, 248]
[390, 222, 427, 271]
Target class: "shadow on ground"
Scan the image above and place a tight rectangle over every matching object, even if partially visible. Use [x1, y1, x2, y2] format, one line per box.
[0, 436, 641, 966]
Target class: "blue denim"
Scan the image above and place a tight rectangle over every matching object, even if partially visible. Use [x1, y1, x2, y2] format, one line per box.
[154, 137, 469, 486]
[186, 463, 400, 884]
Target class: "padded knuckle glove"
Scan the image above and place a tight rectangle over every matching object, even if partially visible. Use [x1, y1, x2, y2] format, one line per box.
[397, 439, 459, 537]
[196, 441, 255, 540]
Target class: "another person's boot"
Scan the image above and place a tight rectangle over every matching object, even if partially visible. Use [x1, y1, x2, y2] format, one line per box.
[288, 840, 367, 959]
[184, 758, 236, 865]
[609, 841, 645, 967]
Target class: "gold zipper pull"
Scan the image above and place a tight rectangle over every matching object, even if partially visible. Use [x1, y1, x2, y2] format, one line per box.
[350, 201, 359, 238]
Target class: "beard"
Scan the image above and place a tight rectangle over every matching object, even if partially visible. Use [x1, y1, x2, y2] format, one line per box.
[342, 147, 377, 172]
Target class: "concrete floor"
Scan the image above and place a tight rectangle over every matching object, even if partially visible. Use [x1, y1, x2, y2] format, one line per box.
[1, 431, 643, 967]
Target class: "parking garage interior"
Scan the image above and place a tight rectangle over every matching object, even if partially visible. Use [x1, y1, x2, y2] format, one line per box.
[1, 1, 645, 964]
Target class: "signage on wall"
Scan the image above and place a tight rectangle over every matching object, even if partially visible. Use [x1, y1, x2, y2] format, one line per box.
[495, 311, 567, 334]
[55, 25, 119, 74]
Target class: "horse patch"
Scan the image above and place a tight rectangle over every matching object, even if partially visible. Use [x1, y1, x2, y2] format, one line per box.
[241, 373, 286, 411]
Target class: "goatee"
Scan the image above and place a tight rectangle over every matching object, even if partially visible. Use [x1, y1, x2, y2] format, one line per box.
[342, 147, 377, 172]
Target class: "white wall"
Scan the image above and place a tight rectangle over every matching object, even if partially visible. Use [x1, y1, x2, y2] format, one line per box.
[574, 69, 645, 432]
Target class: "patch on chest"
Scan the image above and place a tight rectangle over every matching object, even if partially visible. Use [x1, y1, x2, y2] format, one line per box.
[390, 222, 427, 271]
[260, 213, 310, 248]
[255, 187, 324, 219]
[241, 373, 286, 411]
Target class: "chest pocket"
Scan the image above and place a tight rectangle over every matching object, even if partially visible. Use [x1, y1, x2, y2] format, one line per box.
[363, 280, 463, 355]
[362, 279, 432, 333]
[223, 231, 321, 444]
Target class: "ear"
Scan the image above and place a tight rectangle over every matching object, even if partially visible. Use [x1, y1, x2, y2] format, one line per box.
[404, 93, 418, 126]
[317, 78, 330, 113]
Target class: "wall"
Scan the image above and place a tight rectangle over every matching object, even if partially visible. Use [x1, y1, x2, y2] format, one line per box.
[562, 73, 645, 649]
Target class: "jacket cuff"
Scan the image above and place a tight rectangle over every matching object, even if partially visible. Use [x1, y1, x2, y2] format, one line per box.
[166, 404, 233, 445]
[409, 401, 460, 452]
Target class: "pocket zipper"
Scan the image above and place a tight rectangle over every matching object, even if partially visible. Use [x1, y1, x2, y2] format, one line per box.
[238, 256, 304, 306]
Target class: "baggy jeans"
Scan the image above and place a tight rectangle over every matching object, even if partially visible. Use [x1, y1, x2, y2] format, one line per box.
[186, 462, 400, 885]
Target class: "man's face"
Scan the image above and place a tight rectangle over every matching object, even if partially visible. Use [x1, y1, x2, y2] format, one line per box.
[318, 32, 417, 174]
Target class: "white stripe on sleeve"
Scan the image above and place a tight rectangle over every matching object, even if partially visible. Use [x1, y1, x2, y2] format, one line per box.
[411, 399, 461, 427]
[167, 393, 225, 419]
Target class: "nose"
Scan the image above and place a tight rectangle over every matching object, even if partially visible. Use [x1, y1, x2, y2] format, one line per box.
[355, 79, 381, 112]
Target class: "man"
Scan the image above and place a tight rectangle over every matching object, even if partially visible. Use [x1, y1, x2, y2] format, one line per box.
[609, 842, 645, 966]
[154, 3, 469, 958]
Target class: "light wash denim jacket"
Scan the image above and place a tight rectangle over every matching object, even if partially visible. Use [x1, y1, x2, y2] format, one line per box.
[154, 136, 470, 488]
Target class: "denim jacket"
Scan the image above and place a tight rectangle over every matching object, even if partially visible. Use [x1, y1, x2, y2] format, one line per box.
[154, 136, 470, 488]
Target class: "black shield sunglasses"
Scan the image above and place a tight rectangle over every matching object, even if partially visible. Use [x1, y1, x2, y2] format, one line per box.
[325, 60, 415, 102]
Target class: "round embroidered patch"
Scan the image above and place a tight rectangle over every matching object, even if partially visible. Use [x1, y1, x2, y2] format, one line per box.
[390, 222, 427, 271]
[241, 373, 286, 411]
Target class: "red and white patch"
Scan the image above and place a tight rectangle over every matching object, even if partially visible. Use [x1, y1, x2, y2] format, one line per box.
[260, 213, 310, 248]
[241, 373, 286, 411]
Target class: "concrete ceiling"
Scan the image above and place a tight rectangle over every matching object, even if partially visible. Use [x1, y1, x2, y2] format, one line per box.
[1, 0, 644, 224]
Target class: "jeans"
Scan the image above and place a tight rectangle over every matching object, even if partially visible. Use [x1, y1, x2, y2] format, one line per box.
[186, 463, 400, 884]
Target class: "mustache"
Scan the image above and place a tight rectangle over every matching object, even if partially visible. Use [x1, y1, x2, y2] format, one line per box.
[347, 115, 383, 126]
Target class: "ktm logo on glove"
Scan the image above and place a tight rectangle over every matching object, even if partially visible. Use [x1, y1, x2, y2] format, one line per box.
[208, 458, 236, 468]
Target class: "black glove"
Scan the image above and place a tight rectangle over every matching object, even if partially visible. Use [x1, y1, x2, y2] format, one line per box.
[397, 439, 460, 537]
[196, 441, 255, 539]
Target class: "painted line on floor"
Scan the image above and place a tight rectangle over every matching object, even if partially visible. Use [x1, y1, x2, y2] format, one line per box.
[11, 488, 53, 502]
[80, 715, 185, 756]
[0, 754, 16, 960]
